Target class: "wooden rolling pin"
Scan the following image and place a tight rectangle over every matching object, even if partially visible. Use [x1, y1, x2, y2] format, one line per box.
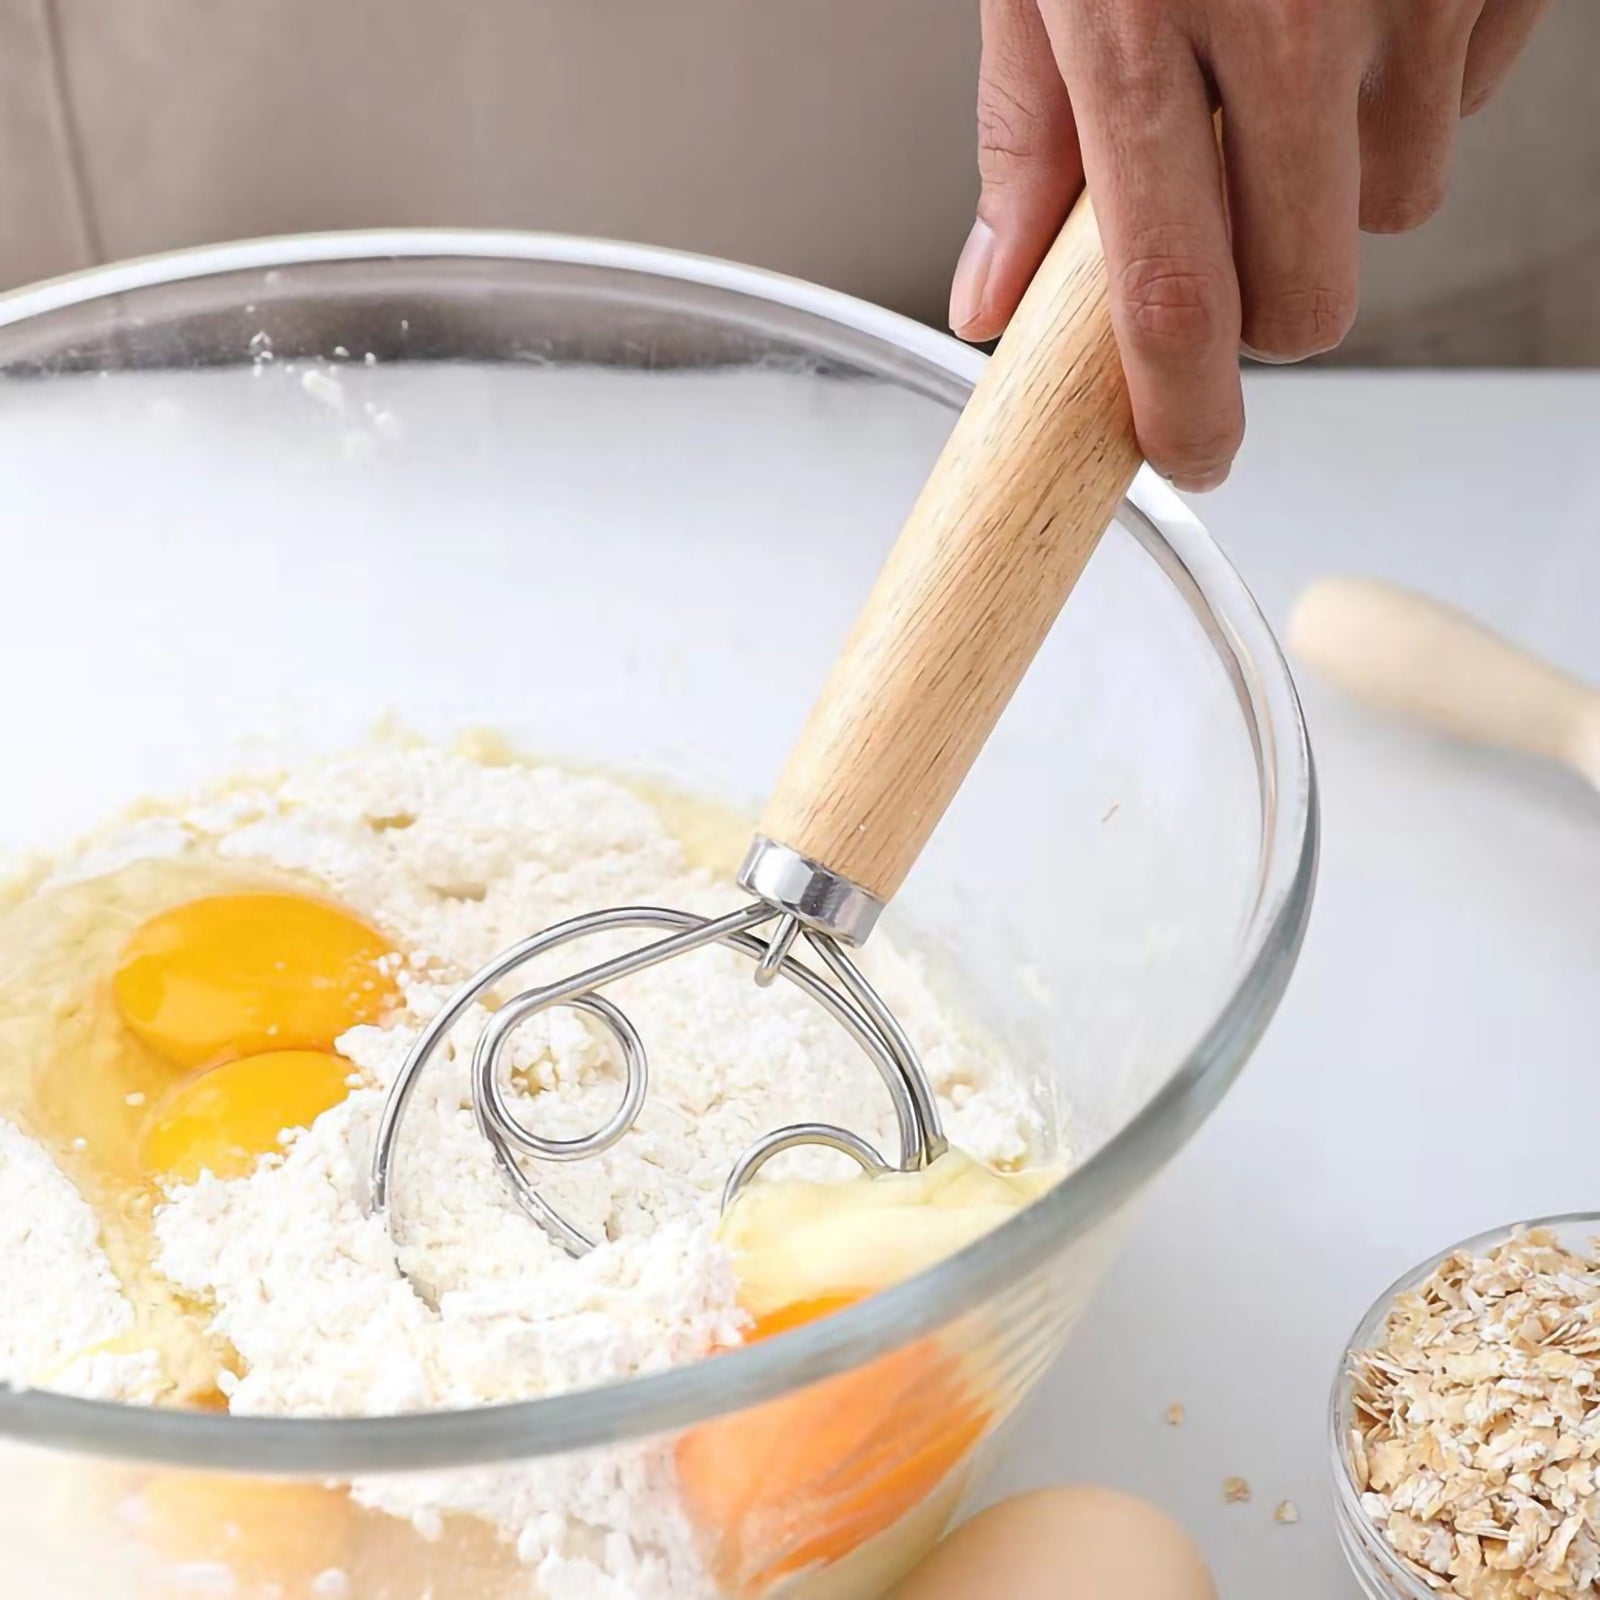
[1288, 576, 1600, 791]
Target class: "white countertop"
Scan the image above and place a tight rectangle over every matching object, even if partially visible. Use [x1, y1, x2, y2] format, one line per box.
[988, 371, 1600, 1597]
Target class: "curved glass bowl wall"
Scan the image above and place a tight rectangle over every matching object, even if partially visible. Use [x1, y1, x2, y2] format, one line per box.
[0, 234, 1317, 1600]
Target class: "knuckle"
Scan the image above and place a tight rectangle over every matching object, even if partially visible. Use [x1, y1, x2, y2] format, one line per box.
[1257, 0, 1371, 99]
[1093, 41, 1173, 106]
[976, 92, 1047, 188]
[1260, 0, 1330, 78]
[1244, 284, 1358, 360]
[1118, 237, 1236, 351]
[1403, 0, 1447, 26]
[1083, 1, 1175, 99]
[1408, 0, 1476, 45]
[976, 70, 1042, 161]
[974, 57, 1075, 189]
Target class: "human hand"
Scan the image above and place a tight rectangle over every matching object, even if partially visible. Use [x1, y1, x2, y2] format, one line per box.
[949, 0, 1551, 490]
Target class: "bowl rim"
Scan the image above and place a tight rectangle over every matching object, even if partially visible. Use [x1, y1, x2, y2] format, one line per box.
[0, 228, 1319, 1473]
[1327, 1212, 1600, 1600]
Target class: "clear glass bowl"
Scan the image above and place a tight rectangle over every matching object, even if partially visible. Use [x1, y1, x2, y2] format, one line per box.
[1330, 1215, 1599, 1600]
[0, 233, 1317, 1600]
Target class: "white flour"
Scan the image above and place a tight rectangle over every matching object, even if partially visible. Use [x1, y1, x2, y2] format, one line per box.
[0, 1117, 162, 1401]
[15, 745, 1046, 1598]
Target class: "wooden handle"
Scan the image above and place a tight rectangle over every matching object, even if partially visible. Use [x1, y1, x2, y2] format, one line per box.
[758, 195, 1140, 902]
[1288, 576, 1600, 784]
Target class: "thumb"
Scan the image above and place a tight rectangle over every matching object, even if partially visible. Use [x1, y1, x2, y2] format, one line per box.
[951, 0, 1083, 343]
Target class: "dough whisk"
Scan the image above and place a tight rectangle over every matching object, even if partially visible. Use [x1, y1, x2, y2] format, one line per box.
[370, 196, 1142, 1256]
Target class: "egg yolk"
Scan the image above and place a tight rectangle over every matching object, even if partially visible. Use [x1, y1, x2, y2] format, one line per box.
[114, 892, 397, 1071]
[141, 1050, 355, 1183]
[139, 1473, 350, 1597]
[676, 1295, 990, 1596]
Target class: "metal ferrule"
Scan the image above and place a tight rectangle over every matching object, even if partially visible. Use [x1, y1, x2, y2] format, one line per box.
[737, 835, 885, 945]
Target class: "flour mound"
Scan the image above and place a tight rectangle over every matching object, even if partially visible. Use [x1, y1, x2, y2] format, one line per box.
[74, 744, 1041, 1594]
[0, 1117, 162, 1401]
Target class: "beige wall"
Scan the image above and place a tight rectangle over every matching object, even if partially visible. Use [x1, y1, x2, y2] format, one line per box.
[0, 0, 1594, 365]
[1341, 1, 1600, 366]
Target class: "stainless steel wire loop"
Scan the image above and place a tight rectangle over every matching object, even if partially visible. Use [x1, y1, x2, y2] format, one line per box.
[474, 991, 648, 1163]
[369, 900, 947, 1258]
[721, 1123, 891, 1210]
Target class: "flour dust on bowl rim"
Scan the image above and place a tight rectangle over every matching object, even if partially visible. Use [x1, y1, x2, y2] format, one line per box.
[0, 230, 1317, 1600]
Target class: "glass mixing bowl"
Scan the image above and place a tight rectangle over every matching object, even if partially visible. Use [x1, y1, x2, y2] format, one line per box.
[0, 233, 1317, 1600]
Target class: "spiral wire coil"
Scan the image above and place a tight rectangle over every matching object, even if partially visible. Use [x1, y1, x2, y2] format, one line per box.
[369, 904, 948, 1257]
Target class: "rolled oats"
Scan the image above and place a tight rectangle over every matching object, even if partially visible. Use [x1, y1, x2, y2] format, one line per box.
[1349, 1229, 1600, 1598]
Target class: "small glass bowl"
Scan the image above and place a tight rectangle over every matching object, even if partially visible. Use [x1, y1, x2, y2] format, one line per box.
[1329, 1214, 1600, 1600]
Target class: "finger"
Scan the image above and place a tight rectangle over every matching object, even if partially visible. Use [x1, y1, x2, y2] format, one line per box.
[1214, 20, 1365, 362]
[952, 0, 1084, 341]
[1359, 3, 1479, 233]
[1462, 0, 1551, 114]
[1040, 3, 1242, 490]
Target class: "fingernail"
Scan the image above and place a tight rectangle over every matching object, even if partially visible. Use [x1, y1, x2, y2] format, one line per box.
[1240, 343, 1296, 367]
[1171, 466, 1230, 494]
[949, 218, 996, 338]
